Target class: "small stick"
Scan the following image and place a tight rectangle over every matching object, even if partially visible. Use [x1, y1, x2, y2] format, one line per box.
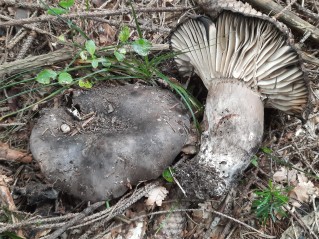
[43, 201, 105, 239]
[88, 17, 170, 33]
[273, 0, 298, 19]
[0, 14, 56, 38]
[284, 206, 319, 239]
[0, 44, 169, 78]
[0, 7, 193, 27]
[2, 0, 46, 10]
[130, 208, 276, 239]
[295, 3, 319, 22]
[0, 142, 32, 163]
[244, 0, 319, 44]
[0, 123, 26, 127]
[17, 30, 38, 60]
[292, 142, 318, 176]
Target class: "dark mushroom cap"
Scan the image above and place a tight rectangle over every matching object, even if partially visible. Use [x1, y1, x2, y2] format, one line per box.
[171, 11, 309, 116]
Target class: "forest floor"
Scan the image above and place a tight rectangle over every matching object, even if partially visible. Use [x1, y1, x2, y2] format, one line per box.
[0, 0, 318, 238]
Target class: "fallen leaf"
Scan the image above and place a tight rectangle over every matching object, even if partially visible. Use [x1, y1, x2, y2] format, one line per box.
[98, 23, 116, 46]
[289, 181, 319, 207]
[145, 186, 168, 207]
[273, 167, 297, 184]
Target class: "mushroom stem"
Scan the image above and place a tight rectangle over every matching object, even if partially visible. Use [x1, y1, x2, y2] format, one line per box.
[176, 79, 264, 198]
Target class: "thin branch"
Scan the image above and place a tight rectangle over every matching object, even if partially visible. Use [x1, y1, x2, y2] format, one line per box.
[130, 208, 276, 239]
[88, 17, 170, 33]
[2, 0, 46, 10]
[0, 44, 169, 78]
[0, 7, 192, 27]
[295, 3, 319, 22]
[284, 206, 319, 239]
[0, 14, 56, 38]
[43, 201, 105, 239]
[244, 0, 319, 44]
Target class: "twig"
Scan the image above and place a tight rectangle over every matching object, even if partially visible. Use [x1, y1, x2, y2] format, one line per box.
[244, 0, 319, 44]
[70, 182, 158, 230]
[295, 3, 319, 22]
[16, 11, 39, 59]
[299, 31, 312, 44]
[273, 0, 298, 19]
[0, 182, 157, 234]
[130, 208, 276, 239]
[0, 213, 78, 233]
[43, 201, 105, 239]
[88, 17, 170, 33]
[299, 51, 319, 67]
[284, 206, 319, 239]
[2, 0, 47, 10]
[292, 142, 318, 176]
[0, 14, 56, 38]
[312, 197, 319, 233]
[0, 123, 26, 127]
[6, 10, 38, 51]
[7, 29, 29, 50]
[0, 7, 192, 27]
[0, 44, 169, 78]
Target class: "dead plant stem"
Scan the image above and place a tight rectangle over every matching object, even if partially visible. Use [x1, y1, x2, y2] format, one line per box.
[0, 7, 193, 27]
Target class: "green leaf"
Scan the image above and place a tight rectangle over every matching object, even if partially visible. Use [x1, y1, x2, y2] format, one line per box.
[47, 7, 68, 15]
[58, 72, 73, 85]
[261, 147, 272, 154]
[91, 59, 99, 68]
[132, 38, 151, 56]
[252, 180, 289, 224]
[129, 2, 142, 38]
[78, 79, 92, 89]
[0, 231, 24, 239]
[36, 69, 57, 84]
[57, 34, 66, 42]
[59, 0, 75, 8]
[98, 57, 111, 67]
[251, 155, 258, 167]
[119, 26, 130, 43]
[114, 50, 125, 62]
[79, 51, 88, 60]
[85, 40, 96, 57]
[162, 168, 175, 183]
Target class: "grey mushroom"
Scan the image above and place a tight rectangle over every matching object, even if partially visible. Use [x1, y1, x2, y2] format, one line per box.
[170, 1, 309, 198]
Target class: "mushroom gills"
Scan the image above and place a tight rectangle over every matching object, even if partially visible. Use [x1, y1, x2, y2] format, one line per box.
[171, 11, 308, 197]
[171, 12, 307, 115]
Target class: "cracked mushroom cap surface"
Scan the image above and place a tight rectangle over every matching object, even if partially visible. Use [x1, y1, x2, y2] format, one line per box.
[171, 11, 309, 116]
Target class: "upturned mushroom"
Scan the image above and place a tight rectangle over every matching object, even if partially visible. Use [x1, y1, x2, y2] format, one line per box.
[170, 0, 310, 198]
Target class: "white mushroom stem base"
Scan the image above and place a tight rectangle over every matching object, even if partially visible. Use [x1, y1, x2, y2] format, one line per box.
[176, 79, 264, 198]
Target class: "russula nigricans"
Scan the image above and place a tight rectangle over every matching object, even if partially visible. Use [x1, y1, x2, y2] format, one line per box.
[170, 0, 310, 198]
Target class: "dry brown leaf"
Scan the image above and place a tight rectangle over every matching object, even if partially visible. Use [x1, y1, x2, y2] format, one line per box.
[289, 180, 319, 207]
[98, 23, 116, 46]
[0, 175, 13, 185]
[273, 166, 298, 183]
[145, 186, 168, 207]
[0, 142, 33, 163]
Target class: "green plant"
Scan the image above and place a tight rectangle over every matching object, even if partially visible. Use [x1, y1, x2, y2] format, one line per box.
[1, 2, 203, 129]
[162, 167, 175, 183]
[47, 0, 75, 15]
[0, 232, 23, 239]
[252, 180, 289, 224]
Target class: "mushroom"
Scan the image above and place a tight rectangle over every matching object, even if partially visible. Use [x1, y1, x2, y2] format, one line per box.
[170, 0, 310, 198]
